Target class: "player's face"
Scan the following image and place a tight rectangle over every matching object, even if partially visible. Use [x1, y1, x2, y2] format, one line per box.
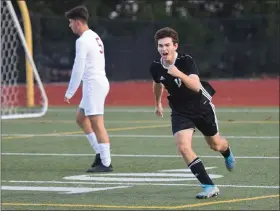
[157, 37, 178, 62]
[68, 19, 80, 34]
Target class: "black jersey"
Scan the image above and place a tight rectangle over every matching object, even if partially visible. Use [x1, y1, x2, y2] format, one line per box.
[150, 53, 205, 109]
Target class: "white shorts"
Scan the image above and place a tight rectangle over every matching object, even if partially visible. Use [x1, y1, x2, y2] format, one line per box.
[79, 76, 109, 116]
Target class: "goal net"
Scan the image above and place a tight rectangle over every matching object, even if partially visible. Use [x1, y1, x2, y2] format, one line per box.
[1, 1, 48, 119]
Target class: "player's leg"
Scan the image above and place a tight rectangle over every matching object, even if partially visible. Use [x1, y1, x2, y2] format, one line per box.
[205, 133, 236, 171]
[85, 77, 112, 173]
[87, 114, 112, 172]
[172, 112, 219, 199]
[76, 108, 101, 167]
[197, 102, 236, 171]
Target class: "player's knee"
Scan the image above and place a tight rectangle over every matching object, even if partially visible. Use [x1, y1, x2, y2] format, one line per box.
[75, 116, 83, 127]
[206, 135, 227, 151]
[208, 139, 225, 151]
[75, 110, 85, 127]
[175, 137, 193, 154]
[91, 124, 101, 132]
[91, 120, 105, 133]
[177, 142, 193, 155]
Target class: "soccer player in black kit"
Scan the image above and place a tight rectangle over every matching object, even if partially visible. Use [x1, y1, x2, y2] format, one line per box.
[150, 27, 236, 199]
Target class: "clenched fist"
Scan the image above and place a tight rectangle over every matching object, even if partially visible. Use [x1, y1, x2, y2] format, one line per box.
[167, 65, 182, 78]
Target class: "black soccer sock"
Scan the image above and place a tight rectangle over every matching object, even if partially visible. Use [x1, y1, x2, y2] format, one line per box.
[221, 146, 231, 158]
[188, 157, 214, 185]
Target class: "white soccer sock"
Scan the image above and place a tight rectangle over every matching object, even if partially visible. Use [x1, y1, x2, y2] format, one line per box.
[86, 133, 100, 154]
[99, 143, 111, 167]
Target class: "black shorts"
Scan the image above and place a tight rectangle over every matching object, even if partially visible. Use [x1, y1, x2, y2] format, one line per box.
[171, 101, 219, 136]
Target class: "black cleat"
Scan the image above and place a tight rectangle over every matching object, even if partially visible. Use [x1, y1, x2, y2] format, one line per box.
[91, 153, 101, 167]
[87, 163, 113, 173]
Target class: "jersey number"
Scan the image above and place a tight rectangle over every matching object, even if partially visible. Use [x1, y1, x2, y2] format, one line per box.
[174, 78, 182, 87]
[95, 37, 104, 54]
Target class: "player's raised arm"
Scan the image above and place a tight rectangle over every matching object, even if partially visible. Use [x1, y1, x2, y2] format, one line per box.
[167, 57, 200, 93]
[65, 39, 87, 99]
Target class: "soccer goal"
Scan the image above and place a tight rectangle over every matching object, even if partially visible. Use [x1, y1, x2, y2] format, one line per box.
[1, 0, 48, 119]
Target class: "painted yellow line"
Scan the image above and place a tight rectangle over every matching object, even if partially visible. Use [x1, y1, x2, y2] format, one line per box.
[172, 194, 280, 209]
[2, 135, 36, 140]
[1, 202, 171, 209]
[2, 124, 170, 140]
[1, 194, 279, 210]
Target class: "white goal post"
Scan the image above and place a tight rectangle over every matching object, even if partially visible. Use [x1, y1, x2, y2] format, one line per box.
[1, 0, 48, 119]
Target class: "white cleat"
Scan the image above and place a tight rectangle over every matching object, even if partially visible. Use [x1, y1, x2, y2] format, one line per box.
[196, 185, 220, 199]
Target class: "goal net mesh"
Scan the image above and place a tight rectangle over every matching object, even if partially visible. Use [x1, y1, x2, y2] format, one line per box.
[1, 0, 48, 119]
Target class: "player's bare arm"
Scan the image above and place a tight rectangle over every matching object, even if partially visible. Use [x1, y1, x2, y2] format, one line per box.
[153, 82, 164, 117]
[153, 82, 164, 106]
[167, 65, 200, 92]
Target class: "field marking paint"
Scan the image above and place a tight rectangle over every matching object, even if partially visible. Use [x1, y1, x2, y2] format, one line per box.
[0, 202, 181, 210]
[2, 180, 279, 189]
[1, 134, 279, 140]
[62, 168, 223, 182]
[172, 194, 280, 209]
[2, 124, 170, 140]
[46, 107, 279, 113]
[3, 119, 279, 124]
[1, 185, 130, 194]
[2, 194, 279, 209]
[1, 152, 279, 159]
[0, 167, 219, 195]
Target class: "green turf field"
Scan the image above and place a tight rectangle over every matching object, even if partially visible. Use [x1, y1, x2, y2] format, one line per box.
[1, 107, 279, 210]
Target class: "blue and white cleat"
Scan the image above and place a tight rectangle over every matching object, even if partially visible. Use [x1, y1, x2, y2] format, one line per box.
[225, 151, 236, 171]
[196, 184, 219, 199]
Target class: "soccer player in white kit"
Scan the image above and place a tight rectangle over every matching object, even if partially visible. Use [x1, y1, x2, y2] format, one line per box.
[64, 6, 113, 173]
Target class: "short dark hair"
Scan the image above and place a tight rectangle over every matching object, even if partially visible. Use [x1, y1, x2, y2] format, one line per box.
[154, 27, 179, 44]
[65, 6, 89, 22]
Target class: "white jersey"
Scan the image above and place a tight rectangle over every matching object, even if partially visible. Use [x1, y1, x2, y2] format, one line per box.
[65, 29, 106, 99]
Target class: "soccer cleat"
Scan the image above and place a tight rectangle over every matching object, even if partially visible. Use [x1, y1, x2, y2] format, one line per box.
[225, 151, 236, 171]
[196, 184, 219, 199]
[91, 153, 101, 167]
[87, 163, 113, 173]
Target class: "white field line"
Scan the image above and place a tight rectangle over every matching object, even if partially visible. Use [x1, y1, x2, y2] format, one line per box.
[1, 180, 279, 189]
[1, 152, 279, 159]
[47, 108, 279, 113]
[2, 120, 279, 124]
[1, 134, 279, 139]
